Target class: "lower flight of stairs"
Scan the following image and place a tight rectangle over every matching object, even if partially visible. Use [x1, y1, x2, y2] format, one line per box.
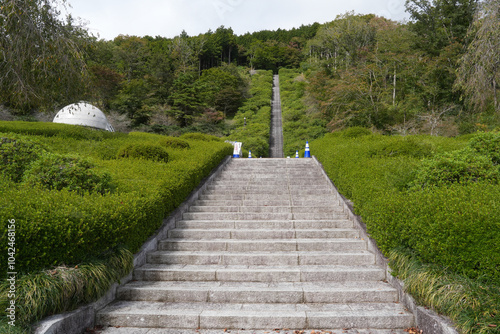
[96, 158, 414, 333]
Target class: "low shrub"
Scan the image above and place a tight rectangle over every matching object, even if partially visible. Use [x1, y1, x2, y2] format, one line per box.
[411, 147, 499, 188]
[340, 126, 372, 138]
[468, 131, 500, 164]
[368, 136, 433, 159]
[116, 143, 170, 163]
[0, 121, 120, 141]
[180, 132, 222, 142]
[159, 137, 190, 149]
[0, 129, 233, 276]
[0, 136, 45, 182]
[311, 131, 499, 284]
[0, 123, 233, 329]
[22, 153, 114, 195]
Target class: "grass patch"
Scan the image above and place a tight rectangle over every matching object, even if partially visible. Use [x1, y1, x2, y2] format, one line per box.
[0, 247, 133, 331]
[389, 250, 500, 334]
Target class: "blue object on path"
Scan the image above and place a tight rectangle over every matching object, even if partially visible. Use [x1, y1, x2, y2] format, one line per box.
[304, 141, 311, 158]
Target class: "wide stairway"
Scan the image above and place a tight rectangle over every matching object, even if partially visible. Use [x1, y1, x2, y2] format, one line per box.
[97, 159, 414, 333]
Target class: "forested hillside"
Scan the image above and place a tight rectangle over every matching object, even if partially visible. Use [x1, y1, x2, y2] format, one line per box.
[2, 0, 498, 138]
[1, 1, 499, 332]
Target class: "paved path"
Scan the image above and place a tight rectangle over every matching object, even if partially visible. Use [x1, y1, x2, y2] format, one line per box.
[97, 159, 414, 333]
[270, 74, 284, 158]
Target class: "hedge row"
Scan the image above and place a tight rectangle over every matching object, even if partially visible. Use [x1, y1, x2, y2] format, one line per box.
[227, 70, 273, 158]
[311, 131, 500, 283]
[279, 68, 327, 157]
[0, 123, 233, 276]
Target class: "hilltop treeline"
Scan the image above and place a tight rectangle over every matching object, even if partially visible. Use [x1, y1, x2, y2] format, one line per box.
[1, 0, 498, 135]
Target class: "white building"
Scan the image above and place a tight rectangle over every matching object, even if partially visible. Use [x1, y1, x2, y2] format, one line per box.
[53, 102, 115, 132]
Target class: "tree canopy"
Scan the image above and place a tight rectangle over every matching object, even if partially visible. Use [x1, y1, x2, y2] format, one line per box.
[1, 0, 498, 134]
[0, 0, 92, 111]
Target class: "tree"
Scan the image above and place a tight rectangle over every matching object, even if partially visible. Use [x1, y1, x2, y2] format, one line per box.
[405, 0, 478, 55]
[0, 0, 91, 112]
[168, 72, 205, 126]
[113, 35, 150, 80]
[214, 26, 239, 64]
[455, 0, 500, 113]
[197, 65, 245, 116]
[306, 13, 376, 69]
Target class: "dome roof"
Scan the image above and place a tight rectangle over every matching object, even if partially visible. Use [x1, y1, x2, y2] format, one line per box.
[53, 102, 115, 132]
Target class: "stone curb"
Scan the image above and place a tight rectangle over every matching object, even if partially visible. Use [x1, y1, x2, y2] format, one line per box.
[32, 156, 233, 334]
[312, 156, 458, 334]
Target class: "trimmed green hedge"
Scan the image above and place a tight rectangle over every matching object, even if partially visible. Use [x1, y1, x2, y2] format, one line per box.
[22, 153, 114, 195]
[227, 70, 273, 158]
[0, 121, 121, 140]
[279, 68, 327, 157]
[312, 131, 500, 283]
[0, 136, 46, 182]
[116, 143, 170, 163]
[159, 137, 190, 149]
[0, 123, 233, 276]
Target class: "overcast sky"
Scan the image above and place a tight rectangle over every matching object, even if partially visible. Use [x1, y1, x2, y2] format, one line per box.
[66, 0, 410, 40]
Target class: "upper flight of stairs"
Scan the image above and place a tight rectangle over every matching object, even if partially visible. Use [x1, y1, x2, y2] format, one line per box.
[96, 158, 414, 333]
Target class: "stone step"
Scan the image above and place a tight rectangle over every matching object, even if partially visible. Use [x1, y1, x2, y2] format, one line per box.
[202, 189, 334, 196]
[96, 301, 414, 329]
[198, 194, 338, 201]
[98, 328, 409, 334]
[167, 229, 360, 240]
[182, 212, 291, 221]
[206, 187, 334, 194]
[214, 174, 325, 179]
[159, 239, 366, 252]
[225, 163, 315, 168]
[210, 180, 329, 186]
[220, 168, 321, 172]
[175, 219, 354, 230]
[192, 199, 342, 207]
[146, 251, 375, 266]
[182, 213, 348, 221]
[116, 281, 399, 304]
[188, 206, 344, 214]
[133, 264, 387, 282]
[214, 177, 325, 183]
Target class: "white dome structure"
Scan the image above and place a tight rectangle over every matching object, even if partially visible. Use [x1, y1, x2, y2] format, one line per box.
[53, 102, 115, 132]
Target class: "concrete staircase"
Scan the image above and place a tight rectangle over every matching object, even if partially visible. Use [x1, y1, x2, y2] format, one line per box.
[97, 159, 414, 333]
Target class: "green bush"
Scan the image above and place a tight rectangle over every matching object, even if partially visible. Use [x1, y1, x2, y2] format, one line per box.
[0, 127, 233, 276]
[468, 131, 500, 164]
[116, 143, 170, 163]
[341, 126, 372, 138]
[22, 153, 113, 195]
[411, 147, 499, 188]
[180, 132, 222, 142]
[0, 136, 45, 182]
[0, 121, 120, 141]
[159, 137, 190, 149]
[311, 131, 499, 284]
[368, 136, 433, 159]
